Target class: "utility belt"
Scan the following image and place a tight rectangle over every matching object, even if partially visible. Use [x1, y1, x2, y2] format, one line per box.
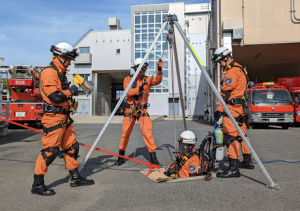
[226, 97, 246, 106]
[226, 97, 249, 119]
[124, 102, 149, 109]
[42, 103, 73, 136]
[223, 112, 246, 126]
[124, 102, 150, 121]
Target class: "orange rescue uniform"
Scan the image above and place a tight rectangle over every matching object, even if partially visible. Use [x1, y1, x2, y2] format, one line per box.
[217, 58, 251, 159]
[119, 71, 162, 153]
[34, 59, 79, 175]
[165, 148, 200, 178]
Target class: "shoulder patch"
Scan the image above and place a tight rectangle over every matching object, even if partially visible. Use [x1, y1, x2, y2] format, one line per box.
[189, 164, 196, 172]
[225, 78, 232, 85]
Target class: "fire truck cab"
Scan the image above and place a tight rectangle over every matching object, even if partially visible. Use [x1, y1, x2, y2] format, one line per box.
[246, 82, 294, 129]
[1, 65, 44, 126]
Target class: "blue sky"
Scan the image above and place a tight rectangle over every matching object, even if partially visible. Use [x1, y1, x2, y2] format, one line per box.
[0, 0, 209, 66]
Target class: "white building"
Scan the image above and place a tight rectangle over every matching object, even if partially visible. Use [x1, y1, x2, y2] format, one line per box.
[69, 2, 210, 117]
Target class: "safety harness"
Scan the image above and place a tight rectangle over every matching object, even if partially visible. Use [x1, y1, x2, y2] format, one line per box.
[222, 60, 250, 122]
[124, 75, 150, 121]
[165, 150, 199, 176]
[40, 62, 73, 136]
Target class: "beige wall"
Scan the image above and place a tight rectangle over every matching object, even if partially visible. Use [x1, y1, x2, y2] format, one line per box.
[221, 0, 300, 44]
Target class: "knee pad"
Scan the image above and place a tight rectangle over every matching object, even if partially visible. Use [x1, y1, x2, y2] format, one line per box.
[224, 134, 238, 148]
[41, 147, 60, 166]
[64, 142, 79, 160]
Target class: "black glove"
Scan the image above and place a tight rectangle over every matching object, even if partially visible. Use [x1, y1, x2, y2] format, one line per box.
[157, 59, 163, 71]
[214, 110, 222, 122]
[139, 82, 149, 91]
[164, 170, 171, 177]
[68, 85, 78, 96]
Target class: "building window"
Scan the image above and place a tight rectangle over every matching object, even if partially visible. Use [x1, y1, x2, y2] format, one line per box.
[116, 90, 124, 99]
[79, 74, 90, 81]
[134, 11, 169, 93]
[116, 49, 121, 54]
[79, 47, 90, 54]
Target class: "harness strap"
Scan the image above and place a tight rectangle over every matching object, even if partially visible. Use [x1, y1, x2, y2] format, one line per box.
[223, 112, 246, 126]
[42, 114, 73, 136]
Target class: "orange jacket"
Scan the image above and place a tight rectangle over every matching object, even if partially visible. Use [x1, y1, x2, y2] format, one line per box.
[124, 71, 162, 107]
[217, 58, 247, 113]
[40, 59, 71, 110]
[165, 148, 200, 178]
[178, 150, 200, 178]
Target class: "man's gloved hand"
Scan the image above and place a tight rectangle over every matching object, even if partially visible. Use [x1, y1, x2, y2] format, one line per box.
[139, 82, 149, 92]
[175, 154, 182, 162]
[68, 85, 78, 96]
[214, 110, 222, 122]
[164, 170, 171, 177]
[157, 59, 163, 71]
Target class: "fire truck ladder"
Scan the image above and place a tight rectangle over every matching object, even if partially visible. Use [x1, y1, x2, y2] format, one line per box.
[0, 58, 10, 129]
[79, 14, 280, 190]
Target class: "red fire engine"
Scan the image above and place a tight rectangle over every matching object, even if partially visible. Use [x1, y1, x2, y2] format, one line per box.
[274, 77, 300, 124]
[1, 65, 44, 126]
[246, 82, 294, 129]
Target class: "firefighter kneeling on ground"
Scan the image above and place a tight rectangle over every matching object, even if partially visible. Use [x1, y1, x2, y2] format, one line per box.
[114, 58, 163, 166]
[164, 130, 200, 178]
[31, 42, 94, 196]
[211, 47, 254, 178]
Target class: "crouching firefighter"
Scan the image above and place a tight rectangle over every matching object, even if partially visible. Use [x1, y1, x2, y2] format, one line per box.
[31, 42, 94, 196]
[164, 130, 200, 178]
[114, 58, 163, 166]
[211, 47, 254, 178]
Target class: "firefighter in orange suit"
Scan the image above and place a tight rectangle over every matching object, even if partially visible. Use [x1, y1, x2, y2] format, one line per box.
[164, 130, 200, 178]
[212, 47, 254, 178]
[31, 42, 94, 196]
[114, 58, 163, 166]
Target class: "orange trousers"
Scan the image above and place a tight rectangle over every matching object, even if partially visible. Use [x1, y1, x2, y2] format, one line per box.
[119, 109, 156, 153]
[223, 106, 251, 160]
[34, 114, 79, 175]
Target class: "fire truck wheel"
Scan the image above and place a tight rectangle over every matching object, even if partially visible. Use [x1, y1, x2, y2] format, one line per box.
[282, 124, 289, 130]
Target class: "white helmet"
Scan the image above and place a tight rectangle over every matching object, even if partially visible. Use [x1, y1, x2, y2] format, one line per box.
[178, 130, 197, 145]
[132, 58, 149, 70]
[211, 47, 231, 63]
[50, 42, 78, 60]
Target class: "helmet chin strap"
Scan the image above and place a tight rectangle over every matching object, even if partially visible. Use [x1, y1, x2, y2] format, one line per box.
[57, 57, 68, 68]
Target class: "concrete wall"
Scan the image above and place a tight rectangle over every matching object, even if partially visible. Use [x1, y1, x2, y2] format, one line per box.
[220, 0, 300, 45]
[188, 33, 207, 116]
[69, 29, 131, 74]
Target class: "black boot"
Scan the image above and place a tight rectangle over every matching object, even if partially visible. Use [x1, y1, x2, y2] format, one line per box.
[114, 150, 126, 166]
[217, 158, 240, 178]
[239, 154, 255, 169]
[31, 174, 55, 196]
[149, 151, 161, 166]
[69, 168, 95, 187]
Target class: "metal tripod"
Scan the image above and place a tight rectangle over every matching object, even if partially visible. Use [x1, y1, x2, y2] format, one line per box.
[79, 14, 280, 190]
[166, 15, 279, 190]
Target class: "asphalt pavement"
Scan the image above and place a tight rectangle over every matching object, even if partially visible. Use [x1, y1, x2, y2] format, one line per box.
[0, 118, 300, 211]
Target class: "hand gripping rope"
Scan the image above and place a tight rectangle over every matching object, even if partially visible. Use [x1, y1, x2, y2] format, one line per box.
[0, 118, 159, 176]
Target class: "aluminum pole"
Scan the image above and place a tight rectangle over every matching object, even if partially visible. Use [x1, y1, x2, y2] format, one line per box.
[173, 17, 279, 190]
[78, 21, 168, 172]
[170, 24, 187, 130]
